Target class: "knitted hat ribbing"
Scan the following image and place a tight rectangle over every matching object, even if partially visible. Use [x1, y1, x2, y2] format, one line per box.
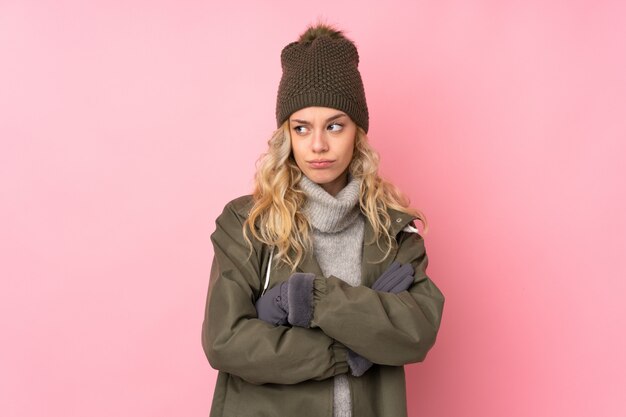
[275, 25, 369, 132]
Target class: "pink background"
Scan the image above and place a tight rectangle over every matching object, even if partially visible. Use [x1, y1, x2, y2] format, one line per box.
[1, 1, 625, 416]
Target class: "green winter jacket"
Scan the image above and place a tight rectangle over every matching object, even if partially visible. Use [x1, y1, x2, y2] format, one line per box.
[201, 195, 445, 417]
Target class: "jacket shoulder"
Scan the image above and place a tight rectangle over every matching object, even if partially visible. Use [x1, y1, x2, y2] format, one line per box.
[386, 207, 420, 237]
[214, 194, 254, 224]
[211, 194, 265, 266]
[221, 194, 254, 218]
[212, 195, 254, 237]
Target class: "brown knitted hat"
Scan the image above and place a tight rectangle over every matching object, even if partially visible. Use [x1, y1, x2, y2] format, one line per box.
[275, 24, 369, 132]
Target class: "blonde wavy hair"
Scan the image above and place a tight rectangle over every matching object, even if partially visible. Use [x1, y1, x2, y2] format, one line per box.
[243, 120, 428, 271]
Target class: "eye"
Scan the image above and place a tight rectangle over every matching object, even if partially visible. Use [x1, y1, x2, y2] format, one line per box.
[293, 125, 308, 135]
[327, 123, 344, 132]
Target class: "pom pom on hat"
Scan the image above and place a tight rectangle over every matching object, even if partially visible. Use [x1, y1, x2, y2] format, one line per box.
[297, 23, 346, 42]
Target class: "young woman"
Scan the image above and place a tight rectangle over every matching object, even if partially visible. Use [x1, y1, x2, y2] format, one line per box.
[202, 23, 445, 417]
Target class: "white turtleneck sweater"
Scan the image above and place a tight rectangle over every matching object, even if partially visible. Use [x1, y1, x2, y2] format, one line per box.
[299, 174, 364, 417]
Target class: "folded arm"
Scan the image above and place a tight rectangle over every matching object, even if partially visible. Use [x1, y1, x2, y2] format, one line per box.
[289, 231, 445, 366]
[201, 200, 348, 385]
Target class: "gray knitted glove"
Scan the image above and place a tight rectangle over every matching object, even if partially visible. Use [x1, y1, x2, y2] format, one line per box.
[255, 273, 317, 327]
[347, 261, 415, 376]
[347, 349, 374, 377]
[372, 261, 415, 293]
[255, 281, 290, 326]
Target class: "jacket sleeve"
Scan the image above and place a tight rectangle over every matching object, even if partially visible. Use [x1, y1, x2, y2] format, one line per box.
[201, 200, 349, 385]
[309, 230, 445, 366]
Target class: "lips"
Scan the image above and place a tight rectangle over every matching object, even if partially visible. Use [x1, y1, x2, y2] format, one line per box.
[307, 159, 335, 169]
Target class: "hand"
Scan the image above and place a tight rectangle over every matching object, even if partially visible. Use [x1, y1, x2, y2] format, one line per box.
[371, 261, 414, 293]
[255, 272, 316, 327]
[254, 281, 290, 326]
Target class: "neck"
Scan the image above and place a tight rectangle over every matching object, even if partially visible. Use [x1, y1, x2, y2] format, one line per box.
[320, 171, 349, 197]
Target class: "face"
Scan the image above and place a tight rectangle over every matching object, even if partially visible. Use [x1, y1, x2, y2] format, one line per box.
[289, 106, 357, 196]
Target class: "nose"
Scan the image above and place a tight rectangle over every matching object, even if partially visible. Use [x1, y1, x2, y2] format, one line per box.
[311, 129, 329, 153]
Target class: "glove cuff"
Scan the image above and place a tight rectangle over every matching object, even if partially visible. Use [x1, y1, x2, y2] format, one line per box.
[287, 272, 316, 327]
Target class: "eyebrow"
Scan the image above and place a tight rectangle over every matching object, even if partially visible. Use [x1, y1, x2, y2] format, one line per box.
[290, 113, 347, 125]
